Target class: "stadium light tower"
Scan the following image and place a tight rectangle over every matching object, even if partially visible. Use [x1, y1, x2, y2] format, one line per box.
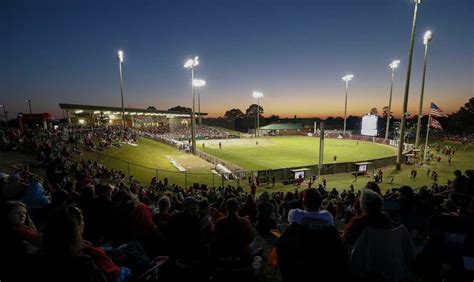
[184, 56, 199, 154]
[253, 91, 264, 137]
[193, 79, 206, 125]
[25, 99, 32, 114]
[117, 50, 126, 128]
[0, 104, 7, 122]
[341, 74, 354, 135]
[397, 0, 422, 170]
[385, 59, 401, 140]
[415, 30, 433, 148]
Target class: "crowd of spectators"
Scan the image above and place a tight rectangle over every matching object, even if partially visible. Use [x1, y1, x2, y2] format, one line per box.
[1, 126, 474, 281]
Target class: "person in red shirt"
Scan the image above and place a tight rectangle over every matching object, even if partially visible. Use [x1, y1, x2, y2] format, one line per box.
[0, 201, 40, 245]
[343, 189, 392, 246]
[214, 198, 255, 264]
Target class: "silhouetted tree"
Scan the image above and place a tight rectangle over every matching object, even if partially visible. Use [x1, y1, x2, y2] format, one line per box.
[245, 104, 264, 117]
[168, 106, 191, 112]
[224, 108, 245, 119]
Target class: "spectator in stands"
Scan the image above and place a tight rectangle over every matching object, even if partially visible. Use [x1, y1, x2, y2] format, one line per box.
[37, 205, 126, 282]
[451, 169, 467, 194]
[168, 197, 203, 260]
[198, 200, 214, 247]
[256, 192, 277, 236]
[0, 200, 40, 247]
[82, 184, 113, 246]
[214, 198, 255, 264]
[22, 176, 50, 210]
[153, 195, 172, 235]
[343, 189, 392, 245]
[238, 194, 257, 224]
[109, 190, 163, 256]
[288, 188, 334, 227]
[2, 173, 27, 201]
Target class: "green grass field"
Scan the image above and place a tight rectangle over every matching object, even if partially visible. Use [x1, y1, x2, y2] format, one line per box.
[197, 136, 396, 170]
[81, 138, 220, 187]
[76, 136, 473, 194]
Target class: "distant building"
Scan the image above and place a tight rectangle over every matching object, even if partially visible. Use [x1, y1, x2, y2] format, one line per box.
[258, 123, 304, 135]
[59, 103, 207, 128]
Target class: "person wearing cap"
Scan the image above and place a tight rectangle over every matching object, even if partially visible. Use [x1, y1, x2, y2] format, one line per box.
[288, 188, 334, 227]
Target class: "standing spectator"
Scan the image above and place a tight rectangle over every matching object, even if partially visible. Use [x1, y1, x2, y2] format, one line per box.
[272, 176, 276, 187]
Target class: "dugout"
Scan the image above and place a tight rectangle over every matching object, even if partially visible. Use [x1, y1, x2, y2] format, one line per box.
[353, 162, 372, 176]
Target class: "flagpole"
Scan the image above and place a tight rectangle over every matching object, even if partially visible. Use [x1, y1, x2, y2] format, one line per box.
[423, 103, 432, 164]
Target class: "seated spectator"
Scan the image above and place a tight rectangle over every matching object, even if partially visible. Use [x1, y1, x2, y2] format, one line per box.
[24, 205, 127, 282]
[153, 195, 173, 236]
[109, 190, 163, 256]
[288, 188, 334, 227]
[22, 176, 50, 209]
[213, 198, 255, 264]
[2, 173, 27, 201]
[168, 197, 203, 260]
[256, 192, 277, 236]
[343, 188, 392, 245]
[238, 194, 257, 224]
[82, 184, 113, 246]
[0, 200, 40, 246]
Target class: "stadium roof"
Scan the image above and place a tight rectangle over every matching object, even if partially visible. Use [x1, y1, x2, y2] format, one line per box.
[258, 123, 303, 130]
[59, 103, 207, 117]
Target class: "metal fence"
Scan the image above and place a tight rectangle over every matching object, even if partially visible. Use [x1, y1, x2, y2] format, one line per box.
[87, 150, 236, 188]
[255, 155, 398, 182]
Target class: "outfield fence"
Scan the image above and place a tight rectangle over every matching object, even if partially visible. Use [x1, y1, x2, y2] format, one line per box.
[255, 155, 398, 183]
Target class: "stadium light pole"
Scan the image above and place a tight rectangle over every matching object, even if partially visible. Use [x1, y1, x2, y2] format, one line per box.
[341, 74, 354, 135]
[117, 50, 126, 128]
[253, 91, 264, 137]
[25, 99, 32, 114]
[184, 56, 199, 154]
[385, 60, 400, 140]
[396, 0, 422, 170]
[415, 30, 433, 148]
[193, 79, 206, 125]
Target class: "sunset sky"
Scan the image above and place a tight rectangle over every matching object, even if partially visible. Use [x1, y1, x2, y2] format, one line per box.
[2, 0, 473, 119]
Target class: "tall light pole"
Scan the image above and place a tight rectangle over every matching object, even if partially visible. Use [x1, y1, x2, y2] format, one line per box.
[252, 91, 263, 137]
[25, 99, 32, 114]
[193, 79, 206, 125]
[117, 50, 126, 128]
[341, 74, 354, 135]
[0, 104, 7, 123]
[184, 56, 199, 154]
[385, 60, 400, 140]
[415, 30, 433, 148]
[396, 0, 422, 170]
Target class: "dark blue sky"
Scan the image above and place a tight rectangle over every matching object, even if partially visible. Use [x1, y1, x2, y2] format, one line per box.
[2, 0, 473, 118]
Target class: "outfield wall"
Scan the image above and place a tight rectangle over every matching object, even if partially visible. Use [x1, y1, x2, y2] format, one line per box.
[255, 155, 397, 182]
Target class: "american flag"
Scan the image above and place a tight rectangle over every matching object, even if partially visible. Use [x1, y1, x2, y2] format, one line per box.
[430, 117, 443, 130]
[430, 102, 447, 117]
